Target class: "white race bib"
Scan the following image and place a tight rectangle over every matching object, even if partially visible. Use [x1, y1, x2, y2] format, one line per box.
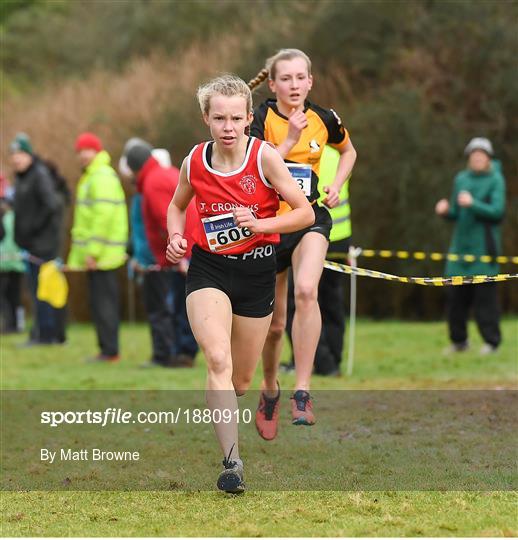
[202, 212, 255, 253]
[286, 163, 312, 196]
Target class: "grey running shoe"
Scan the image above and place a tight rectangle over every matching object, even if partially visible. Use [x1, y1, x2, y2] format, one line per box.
[217, 444, 245, 494]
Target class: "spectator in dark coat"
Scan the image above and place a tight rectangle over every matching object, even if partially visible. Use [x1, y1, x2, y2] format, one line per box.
[9, 133, 65, 344]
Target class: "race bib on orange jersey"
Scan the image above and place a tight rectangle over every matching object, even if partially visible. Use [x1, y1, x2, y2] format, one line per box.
[286, 163, 312, 197]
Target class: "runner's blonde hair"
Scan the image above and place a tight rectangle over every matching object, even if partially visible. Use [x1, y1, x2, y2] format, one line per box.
[247, 49, 312, 91]
[197, 74, 253, 115]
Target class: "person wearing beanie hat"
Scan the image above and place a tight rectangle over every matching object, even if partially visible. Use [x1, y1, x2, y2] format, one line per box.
[464, 137, 494, 157]
[120, 145, 172, 178]
[435, 137, 506, 355]
[9, 133, 35, 179]
[126, 141, 153, 173]
[68, 132, 128, 362]
[75, 132, 103, 153]
[122, 137, 198, 368]
[122, 137, 148, 156]
[8, 132, 66, 345]
[10, 132, 33, 156]
[75, 132, 104, 170]
[119, 140, 163, 366]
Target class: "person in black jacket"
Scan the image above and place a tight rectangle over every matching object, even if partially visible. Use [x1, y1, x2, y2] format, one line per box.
[9, 133, 66, 345]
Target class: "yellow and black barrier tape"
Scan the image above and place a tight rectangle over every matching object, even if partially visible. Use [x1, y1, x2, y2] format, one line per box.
[327, 250, 518, 265]
[323, 260, 518, 286]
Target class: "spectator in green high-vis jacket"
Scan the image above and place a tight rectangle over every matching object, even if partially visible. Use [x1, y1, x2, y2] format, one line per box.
[435, 137, 506, 355]
[314, 145, 351, 375]
[68, 132, 128, 362]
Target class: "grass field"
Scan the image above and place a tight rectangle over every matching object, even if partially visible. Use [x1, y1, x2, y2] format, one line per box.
[1, 318, 517, 536]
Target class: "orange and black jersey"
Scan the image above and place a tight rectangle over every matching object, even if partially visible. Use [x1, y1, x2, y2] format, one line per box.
[250, 98, 350, 202]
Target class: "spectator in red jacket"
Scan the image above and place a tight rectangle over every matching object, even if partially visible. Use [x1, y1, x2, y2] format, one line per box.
[125, 139, 198, 367]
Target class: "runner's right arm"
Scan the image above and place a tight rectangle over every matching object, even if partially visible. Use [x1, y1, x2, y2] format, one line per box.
[166, 159, 195, 263]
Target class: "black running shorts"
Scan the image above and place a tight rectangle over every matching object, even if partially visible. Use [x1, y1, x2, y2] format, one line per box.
[275, 204, 332, 274]
[186, 244, 277, 318]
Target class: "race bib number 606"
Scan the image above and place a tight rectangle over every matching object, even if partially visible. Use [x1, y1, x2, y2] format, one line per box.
[202, 212, 255, 253]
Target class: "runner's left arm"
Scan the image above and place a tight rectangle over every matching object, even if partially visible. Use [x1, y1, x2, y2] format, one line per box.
[323, 139, 357, 208]
[321, 107, 357, 207]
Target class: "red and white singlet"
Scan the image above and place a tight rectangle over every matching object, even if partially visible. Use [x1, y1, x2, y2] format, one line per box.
[187, 137, 280, 255]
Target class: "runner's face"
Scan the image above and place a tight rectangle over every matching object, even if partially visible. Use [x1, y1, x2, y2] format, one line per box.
[269, 57, 312, 110]
[204, 95, 252, 149]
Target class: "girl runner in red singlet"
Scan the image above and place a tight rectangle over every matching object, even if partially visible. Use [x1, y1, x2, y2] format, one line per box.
[166, 74, 313, 493]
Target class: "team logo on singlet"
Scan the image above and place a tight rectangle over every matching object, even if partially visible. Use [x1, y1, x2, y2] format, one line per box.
[309, 139, 320, 153]
[239, 174, 257, 195]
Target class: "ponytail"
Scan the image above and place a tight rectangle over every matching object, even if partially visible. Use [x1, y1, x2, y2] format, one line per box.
[245, 67, 269, 135]
[247, 68, 269, 92]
